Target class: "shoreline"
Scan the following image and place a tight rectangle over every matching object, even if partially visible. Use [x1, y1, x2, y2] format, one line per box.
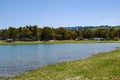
[0, 47, 120, 80]
[0, 40, 120, 45]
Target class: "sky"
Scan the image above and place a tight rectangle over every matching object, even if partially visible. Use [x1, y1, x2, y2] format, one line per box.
[0, 0, 120, 29]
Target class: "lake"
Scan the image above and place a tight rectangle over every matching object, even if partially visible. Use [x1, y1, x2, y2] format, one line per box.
[0, 43, 120, 76]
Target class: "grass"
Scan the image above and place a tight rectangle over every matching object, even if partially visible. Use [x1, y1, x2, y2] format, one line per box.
[0, 41, 43, 45]
[1, 48, 120, 80]
[0, 40, 120, 45]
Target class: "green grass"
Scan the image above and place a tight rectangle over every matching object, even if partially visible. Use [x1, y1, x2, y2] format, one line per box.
[0, 40, 119, 45]
[0, 41, 43, 45]
[1, 48, 120, 80]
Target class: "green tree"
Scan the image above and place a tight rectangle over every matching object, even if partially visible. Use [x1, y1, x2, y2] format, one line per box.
[106, 28, 114, 39]
[66, 30, 77, 40]
[117, 29, 120, 38]
[94, 28, 107, 38]
[55, 27, 68, 40]
[8, 27, 19, 40]
[0, 30, 2, 40]
[112, 29, 119, 38]
[82, 29, 93, 39]
[19, 27, 32, 39]
[41, 27, 56, 40]
[36, 28, 42, 41]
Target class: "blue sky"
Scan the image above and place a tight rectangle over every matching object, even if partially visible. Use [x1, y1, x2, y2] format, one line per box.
[0, 0, 120, 29]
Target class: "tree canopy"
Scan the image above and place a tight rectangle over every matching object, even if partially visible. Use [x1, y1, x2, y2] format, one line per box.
[0, 25, 120, 41]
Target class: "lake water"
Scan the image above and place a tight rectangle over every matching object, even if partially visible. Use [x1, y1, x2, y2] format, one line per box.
[0, 43, 120, 76]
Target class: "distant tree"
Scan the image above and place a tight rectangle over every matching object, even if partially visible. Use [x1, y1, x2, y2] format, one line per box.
[106, 28, 114, 39]
[82, 29, 93, 39]
[0, 25, 120, 41]
[112, 29, 119, 38]
[0, 30, 2, 40]
[56, 34, 62, 40]
[66, 30, 77, 39]
[41, 27, 56, 40]
[0, 29, 8, 40]
[117, 29, 120, 38]
[28, 25, 38, 39]
[55, 27, 68, 40]
[94, 28, 107, 38]
[36, 28, 42, 41]
[76, 30, 83, 38]
[8, 27, 19, 40]
[33, 25, 39, 40]
[19, 27, 32, 39]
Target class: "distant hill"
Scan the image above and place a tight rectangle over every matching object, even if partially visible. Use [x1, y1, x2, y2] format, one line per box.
[63, 25, 120, 30]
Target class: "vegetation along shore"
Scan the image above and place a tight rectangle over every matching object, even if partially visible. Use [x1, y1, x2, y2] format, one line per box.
[0, 48, 120, 80]
[0, 40, 120, 45]
[0, 25, 120, 42]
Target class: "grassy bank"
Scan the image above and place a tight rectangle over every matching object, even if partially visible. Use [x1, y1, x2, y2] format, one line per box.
[0, 40, 120, 45]
[1, 48, 120, 80]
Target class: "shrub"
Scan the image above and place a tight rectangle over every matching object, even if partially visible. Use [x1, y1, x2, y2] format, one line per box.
[114, 37, 119, 41]
[21, 38, 35, 41]
[76, 37, 83, 41]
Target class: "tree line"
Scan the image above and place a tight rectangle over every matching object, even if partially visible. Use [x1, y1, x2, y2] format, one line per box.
[0, 25, 120, 41]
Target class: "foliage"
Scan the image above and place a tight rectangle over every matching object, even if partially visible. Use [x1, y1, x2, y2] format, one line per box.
[0, 25, 120, 41]
[41, 27, 56, 40]
[8, 27, 19, 40]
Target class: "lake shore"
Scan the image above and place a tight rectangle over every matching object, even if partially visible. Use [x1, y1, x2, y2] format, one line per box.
[0, 40, 120, 45]
[1, 47, 120, 80]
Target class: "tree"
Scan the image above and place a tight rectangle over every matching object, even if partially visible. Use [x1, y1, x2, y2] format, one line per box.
[0, 25, 120, 41]
[75, 30, 83, 40]
[0, 29, 8, 40]
[117, 29, 120, 38]
[106, 28, 114, 39]
[82, 29, 93, 39]
[94, 28, 107, 38]
[28, 25, 38, 39]
[66, 30, 77, 40]
[8, 27, 19, 40]
[0, 30, 2, 40]
[36, 28, 42, 41]
[112, 29, 119, 38]
[41, 27, 56, 40]
[55, 27, 68, 40]
[19, 27, 32, 39]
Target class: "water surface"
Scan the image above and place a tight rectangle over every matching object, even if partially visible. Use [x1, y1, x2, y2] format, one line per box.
[0, 43, 120, 76]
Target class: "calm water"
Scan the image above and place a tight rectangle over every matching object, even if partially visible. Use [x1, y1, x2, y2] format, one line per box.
[0, 43, 120, 76]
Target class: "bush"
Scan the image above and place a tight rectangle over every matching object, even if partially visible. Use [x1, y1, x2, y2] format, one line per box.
[114, 37, 119, 41]
[106, 37, 110, 40]
[76, 37, 83, 41]
[21, 38, 35, 41]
